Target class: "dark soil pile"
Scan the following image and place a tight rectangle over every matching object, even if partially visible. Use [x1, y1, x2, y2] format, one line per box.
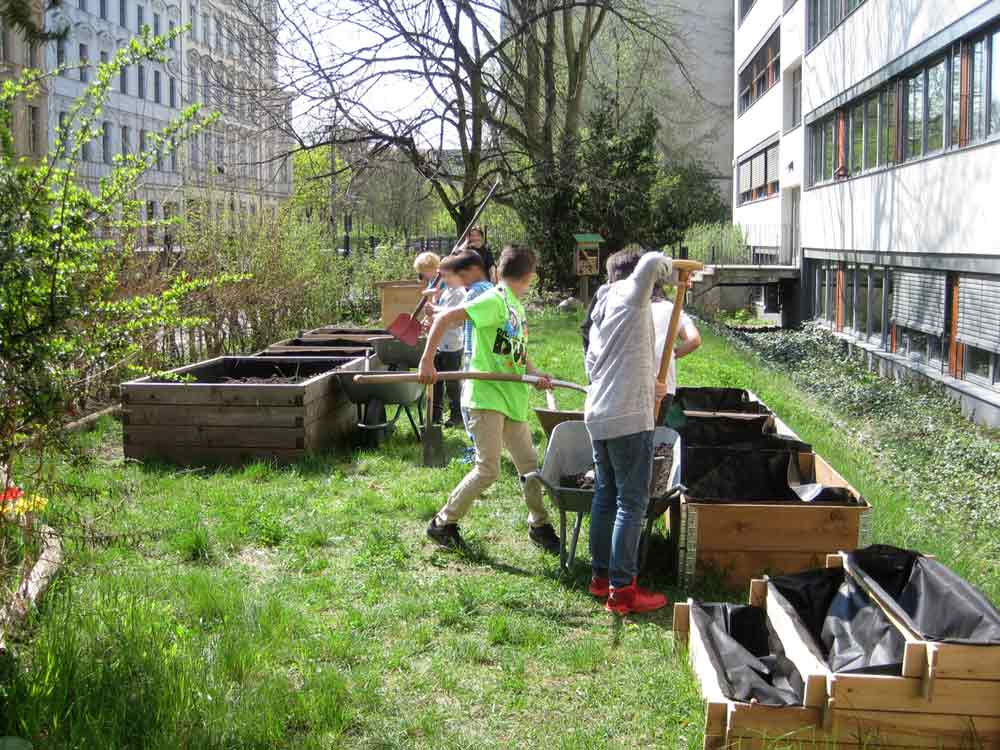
[220, 375, 305, 385]
[561, 471, 595, 490]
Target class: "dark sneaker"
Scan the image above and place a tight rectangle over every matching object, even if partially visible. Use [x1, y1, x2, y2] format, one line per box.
[445, 415, 463, 428]
[427, 517, 466, 550]
[529, 523, 561, 555]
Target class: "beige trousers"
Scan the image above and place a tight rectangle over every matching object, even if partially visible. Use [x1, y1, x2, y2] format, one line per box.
[436, 408, 551, 528]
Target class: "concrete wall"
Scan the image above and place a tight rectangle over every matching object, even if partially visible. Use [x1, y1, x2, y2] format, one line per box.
[801, 140, 1000, 257]
[734, 192, 783, 247]
[736, 0, 782, 65]
[735, 82, 781, 157]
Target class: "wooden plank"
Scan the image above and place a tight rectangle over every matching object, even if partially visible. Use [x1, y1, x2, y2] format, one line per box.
[124, 425, 306, 449]
[304, 401, 358, 452]
[124, 404, 309, 428]
[124, 444, 308, 467]
[831, 710, 1000, 748]
[686, 599, 729, 705]
[122, 383, 310, 407]
[748, 578, 767, 608]
[692, 504, 865, 553]
[727, 702, 821, 736]
[764, 581, 830, 709]
[830, 673, 1000, 716]
[695, 550, 831, 590]
[673, 602, 690, 644]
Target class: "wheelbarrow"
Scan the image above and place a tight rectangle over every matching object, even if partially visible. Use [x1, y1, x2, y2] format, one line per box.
[335, 370, 425, 449]
[524, 421, 683, 572]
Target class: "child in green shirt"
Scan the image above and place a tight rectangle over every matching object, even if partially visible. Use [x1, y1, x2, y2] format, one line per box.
[418, 245, 561, 554]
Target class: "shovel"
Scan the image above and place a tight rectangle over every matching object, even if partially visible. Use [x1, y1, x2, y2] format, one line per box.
[387, 180, 502, 346]
[656, 259, 704, 428]
[422, 384, 446, 468]
[354, 372, 587, 393]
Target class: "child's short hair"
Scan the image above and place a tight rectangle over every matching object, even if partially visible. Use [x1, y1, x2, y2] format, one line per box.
[498, 244, 536, 280]
[413, 252, 441, 273]
[466, 226, 485, 240]
[606, 246, 643, 282]
[440, 249, 485, 273]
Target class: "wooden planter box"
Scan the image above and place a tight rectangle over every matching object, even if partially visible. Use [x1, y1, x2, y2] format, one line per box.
[256, 338, 377, 360]
[675, 451, 871, 590]
[121, 356, 364, 466]
[675, 570, 1000, 750]
[373, 280, 424, 328]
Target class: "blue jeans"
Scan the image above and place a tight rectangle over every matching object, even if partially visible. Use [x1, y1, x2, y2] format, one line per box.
[589, 431, 654, 588]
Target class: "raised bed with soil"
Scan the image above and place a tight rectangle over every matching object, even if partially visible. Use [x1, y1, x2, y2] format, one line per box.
[256, 337, 376, 360]
[121, 356, 364, 466]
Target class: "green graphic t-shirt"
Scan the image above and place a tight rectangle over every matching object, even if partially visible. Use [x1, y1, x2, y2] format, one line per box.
[463, 285, 530, 421]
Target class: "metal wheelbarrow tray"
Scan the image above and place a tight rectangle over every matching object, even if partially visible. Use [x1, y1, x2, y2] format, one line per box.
[335, 370, 426, 448]
[525, 421, 682, 571]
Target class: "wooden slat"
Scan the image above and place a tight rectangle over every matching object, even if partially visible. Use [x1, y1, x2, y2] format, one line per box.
[764, 581, 830, 709]
[693, 504, 865, 553]
[123, 383, 311, 407]
[831, 710, 1000, 748]
[124, 425, 306, 449]
[685, 598, 731, 746]
[830, 673, 1000, 716]
[123, 404, 310, 428]
[673, 602, 690, 644]
[748, 578, 767, 607]
[696, 550, 831, 590]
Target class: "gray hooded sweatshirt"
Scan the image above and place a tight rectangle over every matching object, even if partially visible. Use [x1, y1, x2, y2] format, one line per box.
[584, 253, 673, 441]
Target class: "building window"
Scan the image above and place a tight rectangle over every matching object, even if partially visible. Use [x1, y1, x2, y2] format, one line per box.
[153, 11, 160, 35]
[79, 44, 89, 82]
[28, 106, 40, 154]
[137, 4, 144, 31]
[139, 128, 147, 153]
[737, 142, 779, 205]
[99, 0, 107, 18]
[926, 58, 946, 152]
[137, 64, 145, 98]
[811, 115, 838, 184]
[991, 30, 1000, 136]
[170, 139, 178, 171]
[102, 121, 112, 163]
[791, 67, 802, 127]
[869, 270, 886, 344]
[214, 15, 221, 50]
[79, 0, 86, 11]
[738, 30, 780, 115]
[966, 347, 996, 382]
[849, 102, 863, 174]
[121, 125, 130, 155]
[120, 0, 127, 28]
[168, 21, 175, 48]
[169, 76, 176, 107]
[738, 0, 756, 22]
[201, 12, 209, 44]
[57, 38, 66, 69]
[120, 65, 128, 94]
[809, 0, 867, 49]
[905, 70, 923, 160]
[154, 70, 161, 102]
[100, 50, 108, 67]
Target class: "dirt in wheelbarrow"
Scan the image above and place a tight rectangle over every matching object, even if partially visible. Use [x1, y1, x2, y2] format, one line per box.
[220, 375, 308, 385]
[559, 444, 672, 491]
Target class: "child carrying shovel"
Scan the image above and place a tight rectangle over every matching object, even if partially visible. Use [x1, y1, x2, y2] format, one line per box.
[417, 245, 561, 554]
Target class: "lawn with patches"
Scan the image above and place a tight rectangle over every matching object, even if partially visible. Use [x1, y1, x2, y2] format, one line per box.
[2, 310, 998, 749]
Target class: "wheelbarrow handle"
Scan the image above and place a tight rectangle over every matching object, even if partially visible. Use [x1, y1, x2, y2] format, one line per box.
[353, 371, 588, 394]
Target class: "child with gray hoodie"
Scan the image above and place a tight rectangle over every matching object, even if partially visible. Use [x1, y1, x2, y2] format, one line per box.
[584, 249, 673, 615]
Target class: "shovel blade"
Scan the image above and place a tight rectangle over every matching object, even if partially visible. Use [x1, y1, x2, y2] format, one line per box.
[422, 424, 446, 467]
[388, 314, 422, 347]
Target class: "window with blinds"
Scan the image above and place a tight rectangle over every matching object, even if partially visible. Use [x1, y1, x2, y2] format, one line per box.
[957, 275, 1000, 354]
[891, 270, 947, 335]
[737, 142, 780, 205]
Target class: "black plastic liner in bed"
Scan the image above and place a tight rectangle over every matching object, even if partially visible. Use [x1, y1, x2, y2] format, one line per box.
[674, 387, 772, 414]
[691, 602, 805, 706]
[770, 567, 906, 674]
[679, 415, 812, 451]
[847, 545, 1000, 645]
[682, 446, 857, 505]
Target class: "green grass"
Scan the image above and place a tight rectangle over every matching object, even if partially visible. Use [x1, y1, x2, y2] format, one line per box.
[1, 309, 998, 748]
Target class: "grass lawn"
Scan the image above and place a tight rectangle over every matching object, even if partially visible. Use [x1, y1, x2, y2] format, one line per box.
[2, 310, 998, 748]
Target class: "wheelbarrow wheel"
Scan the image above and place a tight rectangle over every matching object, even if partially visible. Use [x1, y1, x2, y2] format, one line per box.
[362, 397, 389, 449]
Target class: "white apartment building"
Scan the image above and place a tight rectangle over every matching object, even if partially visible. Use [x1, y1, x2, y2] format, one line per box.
[43, 0, 292, 244]
[733, 0, 1000, 426]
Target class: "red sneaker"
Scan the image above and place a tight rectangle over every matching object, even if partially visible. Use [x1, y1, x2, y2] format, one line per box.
[588, 576, 610, 598]
[605, 578, 668, 615]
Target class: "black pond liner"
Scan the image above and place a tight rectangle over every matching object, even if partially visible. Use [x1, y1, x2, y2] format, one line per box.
[770, 567, 906, 675]
[674, 387, 772, 414]
[691, 602, 805, 706]
[682, 446, 856, 505]
[679, 415, 811, 450]
[847, 545, 1000, 645]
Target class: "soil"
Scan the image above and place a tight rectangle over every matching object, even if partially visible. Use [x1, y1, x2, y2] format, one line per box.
[219, 375, 305, 384]
[654, 444, 674, 462]
[561, 471, 595, 490]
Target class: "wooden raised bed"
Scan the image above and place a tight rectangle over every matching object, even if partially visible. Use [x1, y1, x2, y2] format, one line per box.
[256, 338, 376, 360]
[675, 450, 871, 590]
[121, 356, 364, 466]
[675, 569, 1000, 749]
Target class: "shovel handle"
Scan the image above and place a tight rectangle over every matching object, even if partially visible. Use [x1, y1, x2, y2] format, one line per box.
[545, 390, 558, 410]
[354, 371, 588, 394]
[657, 261, 703, 384]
